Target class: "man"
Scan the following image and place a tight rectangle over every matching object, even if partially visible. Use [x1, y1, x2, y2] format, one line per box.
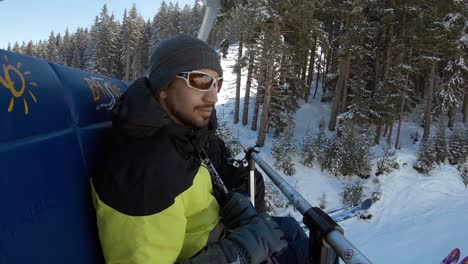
[91, 33, 307, 264]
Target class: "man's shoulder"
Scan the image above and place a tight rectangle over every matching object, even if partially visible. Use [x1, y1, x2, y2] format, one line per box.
[92, 133, 201, 216]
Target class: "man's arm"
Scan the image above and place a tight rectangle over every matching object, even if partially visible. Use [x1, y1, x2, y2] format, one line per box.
[180, 193, 287, 264]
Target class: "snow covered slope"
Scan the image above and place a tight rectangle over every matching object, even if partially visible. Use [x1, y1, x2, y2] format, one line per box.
[217, 44, 468, 263]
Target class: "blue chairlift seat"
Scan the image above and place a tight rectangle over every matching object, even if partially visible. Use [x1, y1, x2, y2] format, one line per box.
[0, 49, 128, 263]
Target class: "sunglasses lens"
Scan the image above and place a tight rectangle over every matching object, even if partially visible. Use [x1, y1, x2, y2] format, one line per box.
[188, 72, 214, 91]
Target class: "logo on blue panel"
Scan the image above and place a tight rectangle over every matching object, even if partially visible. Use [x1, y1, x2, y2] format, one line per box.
[0, 55, 38, 115]
[84, 76, 122, 110]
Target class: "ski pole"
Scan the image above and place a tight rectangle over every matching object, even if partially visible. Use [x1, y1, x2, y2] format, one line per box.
[249, 157, 256, 207]
[226, 139, 374, 264]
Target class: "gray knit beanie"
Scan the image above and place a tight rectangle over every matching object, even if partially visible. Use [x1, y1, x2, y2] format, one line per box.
[148, 33, 223, 95]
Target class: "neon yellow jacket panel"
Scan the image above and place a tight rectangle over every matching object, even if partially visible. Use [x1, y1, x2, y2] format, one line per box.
[91, 165, 220, 264]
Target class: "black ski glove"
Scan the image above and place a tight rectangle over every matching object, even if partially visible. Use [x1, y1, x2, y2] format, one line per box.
[219, 192, 257, 229]
[180, 213, 288, 264]
[227, 213, 288, 263]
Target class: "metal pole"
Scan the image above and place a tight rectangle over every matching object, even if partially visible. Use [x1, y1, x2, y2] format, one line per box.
[249, 158, 256, 206]
[197, 0, 220, 42]
[226, 139, 374, 264]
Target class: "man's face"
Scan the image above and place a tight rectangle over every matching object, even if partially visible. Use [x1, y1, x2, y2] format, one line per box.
[159, 68, 220, 129]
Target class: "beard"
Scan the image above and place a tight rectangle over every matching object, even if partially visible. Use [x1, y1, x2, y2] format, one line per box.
[165, 99, 212, 129]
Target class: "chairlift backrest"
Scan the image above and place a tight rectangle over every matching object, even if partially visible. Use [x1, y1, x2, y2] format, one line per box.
[0, 49, 128, 263]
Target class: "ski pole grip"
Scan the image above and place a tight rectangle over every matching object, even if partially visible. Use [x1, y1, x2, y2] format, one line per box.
[303, 207, 343, 236]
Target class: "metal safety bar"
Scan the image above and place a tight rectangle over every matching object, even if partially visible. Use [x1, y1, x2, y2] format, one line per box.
[226, 139, 374, 264]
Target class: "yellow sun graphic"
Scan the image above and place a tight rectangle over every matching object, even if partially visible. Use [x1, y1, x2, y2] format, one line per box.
[0, 55, 38, 115]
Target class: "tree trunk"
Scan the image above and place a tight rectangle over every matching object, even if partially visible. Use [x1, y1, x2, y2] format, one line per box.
[448, 106, 455, 129]
[339, 55, 352, 113]
[125, 45, 130, 81]
[420, 76, 425, 99]
[395, 95, 405, 149]
[386, 122, 393, 145]
[464, 84, 468, 124]
[328, 53, 349, 131]
[374, 19, 394, 145]
[257, 53, 275, 147]
[383, 20, 394, 83]
[372, 38, 381, 94]
[423, 60, 437, 141]
[242, 48, 255, 126]
[300, 49, 308, 96]
[383, 123, 389, 137]
[313, 51, 322, 99]
[252, 38, 269, 132]
[322, 47, 332, 96]
[394, 47, 412, 149]
[305, 36, 317, 101]
[234, 35, 243, 124]
[257, 20, 279, 146]
[394, 73, 409, 148]
[374, 124, 382, 145]
[251, 88, 262, 131]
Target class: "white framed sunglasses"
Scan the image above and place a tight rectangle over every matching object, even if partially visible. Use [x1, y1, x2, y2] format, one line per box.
[176, 70, 223, 92]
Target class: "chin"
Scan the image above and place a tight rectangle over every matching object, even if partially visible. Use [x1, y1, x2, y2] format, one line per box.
[193, 117, 210, 128]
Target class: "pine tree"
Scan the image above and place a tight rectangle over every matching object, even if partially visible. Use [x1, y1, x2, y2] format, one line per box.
[269, 79, 298, 137]
[321, 124, 371, 178]
[448, 125, 468, 165]
[413, 0, 462, 141]
[157, 1, 177, 39]
[46, 31, 58, 62]
[376, 148, 400, 176]
[414, 138, 437, 173]
[54, 33, 62, 63]
[220, 1, 263, 125]
[256, 19, 281, 147]
[179, 4, 193, 34]
[434, 58, 467, 124]
[344, 75, 372, 125]
[242, 47, 256, 126]
[121, 4, 145, 80]
[314, 119, 329, 165]
[71, 28, 89, 69]
[320, 133, 343, 176]
[171, 2, 182, 33]
[36, 40, 47, 59]
[272, 120, 296, 176]
[340, 125, 372, 178]
[85, 5, 122, 78]
[191, 0, 203, 36]
[24, 41, 36, 57]
[300, 126, 315, 167]
[327, 0, 365, 131]
[434, 120, 449, 164]
[59, 28, 73, 66]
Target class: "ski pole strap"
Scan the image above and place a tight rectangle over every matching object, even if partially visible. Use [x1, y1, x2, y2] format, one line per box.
[304, 207, 343, 264]
[199, 150, 230, 197]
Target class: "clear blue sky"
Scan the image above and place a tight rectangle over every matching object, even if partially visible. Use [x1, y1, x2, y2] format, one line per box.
[0, 0, 194, 49]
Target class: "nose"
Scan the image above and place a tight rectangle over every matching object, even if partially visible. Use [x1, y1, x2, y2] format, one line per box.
[203, 84, 218, 104]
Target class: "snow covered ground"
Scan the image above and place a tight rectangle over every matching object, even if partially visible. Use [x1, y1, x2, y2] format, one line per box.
[217, 45, 468, 263]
